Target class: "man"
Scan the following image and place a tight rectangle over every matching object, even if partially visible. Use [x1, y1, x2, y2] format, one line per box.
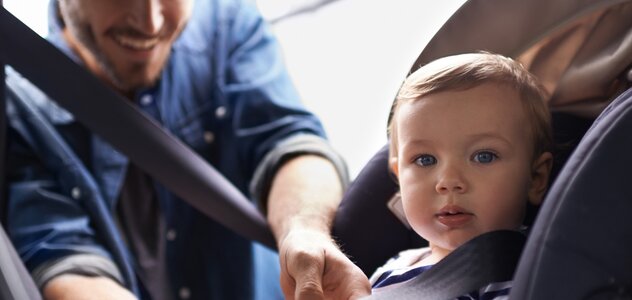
[3, 0, 370, 299]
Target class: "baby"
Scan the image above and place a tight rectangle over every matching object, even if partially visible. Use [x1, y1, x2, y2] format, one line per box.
[371, 52, 553, 299]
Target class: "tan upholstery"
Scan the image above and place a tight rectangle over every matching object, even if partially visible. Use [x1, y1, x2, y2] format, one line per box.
[410, 0, 632, 118]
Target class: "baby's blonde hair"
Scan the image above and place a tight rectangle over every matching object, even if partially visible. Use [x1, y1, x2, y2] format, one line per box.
[388, 52, 553, 162]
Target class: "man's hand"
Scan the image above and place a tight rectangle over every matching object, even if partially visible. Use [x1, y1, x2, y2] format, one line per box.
[43, 274, 137, 300]
[267, 155, 371, 299]
[278, 228, 371, 300]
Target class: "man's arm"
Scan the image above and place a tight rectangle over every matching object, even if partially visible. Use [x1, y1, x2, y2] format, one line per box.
[267, 155, 371, 300]
[44, 274, 136, 300]
[4, 74, 137, 300]
[31, 254, 134, 300]
[219, 1, 370, 298]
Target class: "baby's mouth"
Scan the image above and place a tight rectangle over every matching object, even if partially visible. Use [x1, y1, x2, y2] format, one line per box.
[435, 205, 474, 227]
[437, 211, 465, 216]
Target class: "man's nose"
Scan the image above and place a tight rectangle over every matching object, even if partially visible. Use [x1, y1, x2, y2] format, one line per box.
[435, 164, 467, 194]
[128, 0, 165, 35]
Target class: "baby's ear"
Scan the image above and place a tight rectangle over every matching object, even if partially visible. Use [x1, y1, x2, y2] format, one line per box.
[389, 157, 399, 178]
[528, 152, 554, 206]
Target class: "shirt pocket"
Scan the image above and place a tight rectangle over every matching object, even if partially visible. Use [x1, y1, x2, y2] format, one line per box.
[173, 106, 216, 157]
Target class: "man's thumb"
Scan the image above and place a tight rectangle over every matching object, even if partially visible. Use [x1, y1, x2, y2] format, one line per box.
[294, 267, 324, 300]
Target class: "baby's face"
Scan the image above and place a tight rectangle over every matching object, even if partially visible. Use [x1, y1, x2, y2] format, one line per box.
[392, 83, 535, 255]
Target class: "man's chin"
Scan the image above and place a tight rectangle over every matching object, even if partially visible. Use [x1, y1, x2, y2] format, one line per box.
[109, 73, 160, 95]
[106, 61, 163, 94]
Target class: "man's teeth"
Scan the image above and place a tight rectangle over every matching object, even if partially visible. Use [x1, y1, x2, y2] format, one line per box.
[115, 35, 158, 50]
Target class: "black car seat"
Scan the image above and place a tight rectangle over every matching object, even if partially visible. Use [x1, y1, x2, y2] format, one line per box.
[333, 0, 632, 281]
[510, 85, 632, 300]
[332, 144, 426, 275]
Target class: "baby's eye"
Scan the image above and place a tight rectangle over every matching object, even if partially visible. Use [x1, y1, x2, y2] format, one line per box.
[473, 151, 498, 164]
[414, 154, 437, 167]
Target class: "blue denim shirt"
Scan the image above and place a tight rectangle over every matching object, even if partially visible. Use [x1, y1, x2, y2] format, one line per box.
[4, 0, 337, 299]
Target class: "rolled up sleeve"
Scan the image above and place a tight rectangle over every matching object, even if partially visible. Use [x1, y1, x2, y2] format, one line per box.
[250, 134, 349, 214]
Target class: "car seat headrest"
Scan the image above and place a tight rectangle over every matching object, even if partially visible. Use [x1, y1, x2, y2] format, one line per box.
[409, 0, 632, 119]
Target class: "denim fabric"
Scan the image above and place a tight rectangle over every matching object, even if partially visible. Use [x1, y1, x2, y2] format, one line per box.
[3, 0, 329, 298]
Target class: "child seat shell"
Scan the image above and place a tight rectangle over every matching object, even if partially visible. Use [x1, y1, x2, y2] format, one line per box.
[332, 0, 632, 293]
[511, 86, 632, 299]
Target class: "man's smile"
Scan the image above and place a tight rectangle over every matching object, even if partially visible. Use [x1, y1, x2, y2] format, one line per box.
[112, 34, 160, 51]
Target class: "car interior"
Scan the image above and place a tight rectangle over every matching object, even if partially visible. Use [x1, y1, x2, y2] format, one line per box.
[2, 0, 632, 299]
[332, 0, 632, 298]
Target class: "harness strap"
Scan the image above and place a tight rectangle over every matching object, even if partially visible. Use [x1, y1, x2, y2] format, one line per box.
[366, 230, 525, 300]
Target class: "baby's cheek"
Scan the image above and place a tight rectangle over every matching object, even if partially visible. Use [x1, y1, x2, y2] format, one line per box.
[486, 200, 526, 230]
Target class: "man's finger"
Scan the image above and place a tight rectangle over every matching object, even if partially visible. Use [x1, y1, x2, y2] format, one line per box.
[280, 273, 296, 300]
[291, 252, 325, 300]
[295, 275, 324, 300]
[321, 258, 371, 300]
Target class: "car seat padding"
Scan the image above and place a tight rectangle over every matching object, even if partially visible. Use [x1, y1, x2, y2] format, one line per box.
[511, 87, 632, 299]
[332, 145, 426, 276]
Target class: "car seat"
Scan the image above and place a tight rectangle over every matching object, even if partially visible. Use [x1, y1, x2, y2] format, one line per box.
[510, 85, 632, 300]
[332, 144, 426, 275]
[333, 0, 632, 286]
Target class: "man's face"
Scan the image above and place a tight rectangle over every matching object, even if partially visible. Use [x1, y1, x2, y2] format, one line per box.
[391, 83, 540, 257]
[59, 0, 193, 94]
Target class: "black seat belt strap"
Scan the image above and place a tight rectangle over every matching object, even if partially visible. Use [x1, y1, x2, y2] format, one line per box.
[366, 230, 525, 300]
[0, 7, 275, 249]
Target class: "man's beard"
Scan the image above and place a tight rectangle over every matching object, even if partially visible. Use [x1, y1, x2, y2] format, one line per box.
[67, 21, 157, 93]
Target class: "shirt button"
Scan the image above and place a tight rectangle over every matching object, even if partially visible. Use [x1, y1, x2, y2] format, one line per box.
[203, 131, 215, 144]
[166, 229, 177, 241]
[71, 187, 81, 199]
[179, 287, 191, 299]
[140, 94, 153, 106]
[215, 106, 227, 119]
